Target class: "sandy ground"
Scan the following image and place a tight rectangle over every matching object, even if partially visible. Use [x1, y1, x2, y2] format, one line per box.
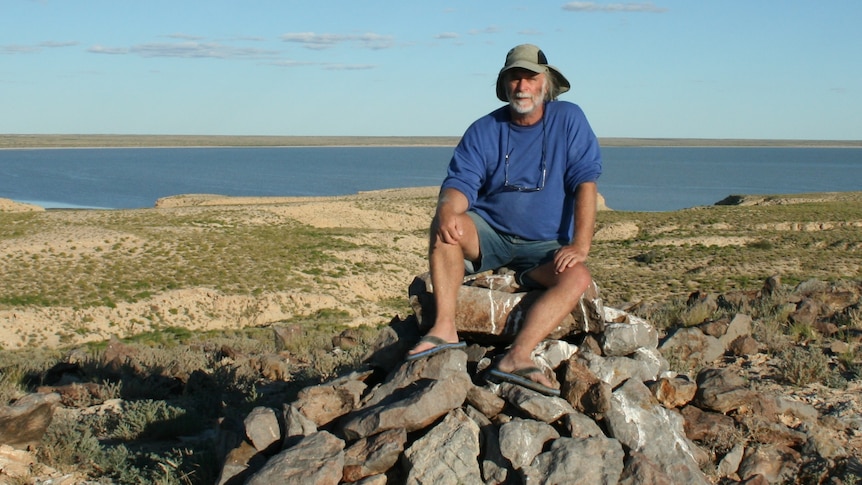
[2, 189, 858, 350]
[0, 189, 438, 349]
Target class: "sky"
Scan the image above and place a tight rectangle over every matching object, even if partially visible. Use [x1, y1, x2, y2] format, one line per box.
[2, 1, 860, 140]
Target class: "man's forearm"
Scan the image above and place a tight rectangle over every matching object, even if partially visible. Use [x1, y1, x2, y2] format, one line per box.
[572, 182, 597, 253]
[437, 188, 469, 216]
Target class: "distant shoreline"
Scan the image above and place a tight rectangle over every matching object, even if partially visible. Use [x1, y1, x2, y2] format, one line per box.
[1, 134, 861, 149]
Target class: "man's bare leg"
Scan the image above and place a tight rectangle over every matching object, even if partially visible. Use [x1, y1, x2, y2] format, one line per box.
[407, 213, 480, 356]
[493, 261, 592, 388]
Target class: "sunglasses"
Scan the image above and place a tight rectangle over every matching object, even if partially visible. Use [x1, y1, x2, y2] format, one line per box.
[503, 118, 547, 192]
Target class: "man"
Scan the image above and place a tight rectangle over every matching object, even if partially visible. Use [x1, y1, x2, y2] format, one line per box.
[407, 44, 602, 396]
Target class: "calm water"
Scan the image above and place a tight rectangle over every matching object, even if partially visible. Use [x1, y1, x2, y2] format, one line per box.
[1, 146, 860, 212]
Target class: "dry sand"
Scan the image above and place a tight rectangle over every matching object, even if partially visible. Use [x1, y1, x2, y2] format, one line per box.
[2, 188, 858, 350]
[0, 189, 438, 349]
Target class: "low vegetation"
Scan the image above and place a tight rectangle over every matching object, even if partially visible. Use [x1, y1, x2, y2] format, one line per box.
[0, 189, 860, 483]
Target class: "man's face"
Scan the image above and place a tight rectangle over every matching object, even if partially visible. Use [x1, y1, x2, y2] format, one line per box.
[505, 68, 547, 115]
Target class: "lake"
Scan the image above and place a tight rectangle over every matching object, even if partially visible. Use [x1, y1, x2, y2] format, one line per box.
[0, 146, 860, 212]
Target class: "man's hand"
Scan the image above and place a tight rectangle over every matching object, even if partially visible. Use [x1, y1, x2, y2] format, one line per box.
[435, 188, 470, 245]
[553, 244, 589, 274]
[436, 207, 465, 244]
[555, 182, 598, 273]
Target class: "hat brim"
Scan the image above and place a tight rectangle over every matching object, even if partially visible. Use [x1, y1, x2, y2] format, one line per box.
[495, 63, 570, 102]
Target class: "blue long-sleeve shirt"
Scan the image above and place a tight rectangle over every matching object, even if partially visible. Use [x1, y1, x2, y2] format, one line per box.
[441, 101, 602, 242]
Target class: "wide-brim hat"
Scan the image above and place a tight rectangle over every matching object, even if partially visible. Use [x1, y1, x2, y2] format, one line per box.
[495, 44, 570, 102]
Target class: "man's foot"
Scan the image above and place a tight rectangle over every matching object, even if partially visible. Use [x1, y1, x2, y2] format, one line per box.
[487, 366, 560, 397]
[488, 353, 560, 396]
[405, 335, 466, 361]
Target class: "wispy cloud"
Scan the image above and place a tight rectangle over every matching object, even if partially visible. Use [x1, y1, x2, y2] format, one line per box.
[434, 32, 460, 40]
[87, 45, 128, 55]
[562, 2, 668, 13]
[280, 32, 394, 50]
[468, 26, 501, 35]
[322, 64, 377, 71]
[163, 33, 205, 41]
[88, 41, 279, 59]
[1, 40, 78, 55]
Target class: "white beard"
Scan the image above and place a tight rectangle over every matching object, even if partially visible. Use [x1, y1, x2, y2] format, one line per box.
[509, 84, 546, 115]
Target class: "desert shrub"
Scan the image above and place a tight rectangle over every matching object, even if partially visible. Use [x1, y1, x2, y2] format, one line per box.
[678, 303, 715, 327]
[103, 399, 205, 441]
[777, 346, 831, 386]
[41, 402, 215, 484]
[38, 416, 115, 476]
[0, 348, 67, 403]
[746, 239, 774, 250]
[789, 321, 818, 344]
[633, 298, 687, 331]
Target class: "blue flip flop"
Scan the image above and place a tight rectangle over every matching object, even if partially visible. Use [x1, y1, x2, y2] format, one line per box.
[487, 366, 561, 397]
[405, 335, 467, 361]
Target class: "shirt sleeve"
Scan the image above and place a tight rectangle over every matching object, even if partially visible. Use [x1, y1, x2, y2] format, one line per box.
[440, 118, 493, 208]
[564, 104, 602, 192]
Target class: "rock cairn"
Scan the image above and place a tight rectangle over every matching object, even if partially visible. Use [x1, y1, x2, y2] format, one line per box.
[1, 274, 859, 483]
[210, 272, 860, 484]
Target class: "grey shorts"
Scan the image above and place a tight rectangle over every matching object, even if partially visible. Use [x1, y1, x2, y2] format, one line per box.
[465, 211, 563, 289]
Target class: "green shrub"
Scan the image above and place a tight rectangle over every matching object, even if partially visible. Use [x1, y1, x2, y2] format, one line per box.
[777, 346, 831, 386]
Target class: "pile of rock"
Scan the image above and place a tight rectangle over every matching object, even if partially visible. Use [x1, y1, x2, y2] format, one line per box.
[212, 274, 860, 484]
[1, 274, 859, 483]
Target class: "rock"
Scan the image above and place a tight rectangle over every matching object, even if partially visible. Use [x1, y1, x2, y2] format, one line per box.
[402, 408, 482, 484]
[243, 406, 281, 453]
[524, 436, 625, 485]
[294, 375, 367, 426]
[717, 443, 745, 478]
[618, 450, 675, 485]
[694, 367, 757, 414]
[659, 327, 725, 368]
[35, 382, 104, 407]
[601, 317, 659, 357]
[737, 444, 801, 483]
[465, 384, 506, 419]
[790, 298, 822, 327]
[498, 382, 576, 423]
[801, 422, 848, 460]
[632, 346, 670, 380]
[409, 272, 605, 341]
[729, 335, 760, 356]
[281, 404, 317, 448]
[363, 316, 423, 371]
[463, 405, 509, 484]
[245, 431, 345, 485]
[215, 440, 267, 485]
[719, 313, 753, 349]
[0, 445, 37, 479]
[498, 417, 560, 469]
[604, 379, 709, 485]
[532, 339, 578, 369]
[341, 369, 471, 440]
[0, 392, 61, 450]
[560, 355, 612, 416]
[680, 405, 737, 442]
[361, 345, 467, 409]
[581, 351, 658, 388]
[207, 275, 862, 484]
[561, 411, 606, 439]
[342, 428, 406, 482]
[647, 376, 697, 408]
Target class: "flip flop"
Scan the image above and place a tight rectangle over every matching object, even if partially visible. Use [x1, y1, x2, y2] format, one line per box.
[487, 366, 561, 397]
[405, 335, 467, 362]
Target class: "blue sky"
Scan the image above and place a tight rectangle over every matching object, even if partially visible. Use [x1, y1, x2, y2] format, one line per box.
[2, 1, 860, 140]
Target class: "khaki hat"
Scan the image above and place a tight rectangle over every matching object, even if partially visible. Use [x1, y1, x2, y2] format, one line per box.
[495, 44, 570, 102]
